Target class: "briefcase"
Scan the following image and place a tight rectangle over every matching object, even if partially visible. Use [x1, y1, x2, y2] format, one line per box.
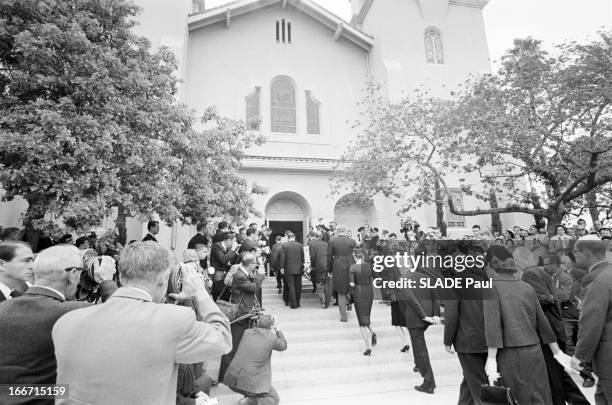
[480, 384, 519, 405]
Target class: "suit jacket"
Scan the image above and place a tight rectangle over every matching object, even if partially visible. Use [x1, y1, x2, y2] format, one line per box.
[210, 242, 238, 281]
[575, 261, 612, 379]
[223, 328, 287, 395]
[270, 243, 283, 270]
[230, 268, 264, 317]
[53, 287, 232, 405]
[280, 240, 304, 276]
[326, 236, 356, 272]
[484, 274, 556, 349]
[443, 299, 487, 353]
[309, 239, 329, 279]
[239, 238, 259, 254]
[0, 287, 88, 405]
[0, 280, 28, 303]
[142, 233, 157, 242]
[397, 271, 441, 328]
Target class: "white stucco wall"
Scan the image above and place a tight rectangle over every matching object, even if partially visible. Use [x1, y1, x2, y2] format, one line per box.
[363, 0, 491, 101]
[187, 5, 369, 160]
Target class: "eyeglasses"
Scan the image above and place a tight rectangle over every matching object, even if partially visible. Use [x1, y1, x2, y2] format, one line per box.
[64, 266, 87, 272]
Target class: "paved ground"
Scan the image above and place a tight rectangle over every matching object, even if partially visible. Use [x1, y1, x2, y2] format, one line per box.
[210, 278, 596, 405]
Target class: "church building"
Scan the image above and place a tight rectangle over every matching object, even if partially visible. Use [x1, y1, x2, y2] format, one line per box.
[1, 0, 527, 248]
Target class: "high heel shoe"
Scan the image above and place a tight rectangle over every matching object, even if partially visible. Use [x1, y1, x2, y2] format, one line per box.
[400, 345, 410, 353]
[371, 332, 377, 347]
[363, 349, 372, 356]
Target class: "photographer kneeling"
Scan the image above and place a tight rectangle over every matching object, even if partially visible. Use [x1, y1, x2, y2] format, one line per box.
[223, 314, 287, 405]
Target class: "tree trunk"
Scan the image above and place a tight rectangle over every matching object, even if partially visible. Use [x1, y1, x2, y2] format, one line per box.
[489, 190, 502, 235]
[586, 190, 600, 223]
[434, 178, 447, 237]
[530, 194, 546, 229]
[116, 204, 128, 245]
[546, 204, 566, 235]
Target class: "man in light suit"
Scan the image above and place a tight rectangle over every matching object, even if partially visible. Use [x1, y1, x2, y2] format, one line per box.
[280, 232, 304, 309]
[224, 315, 287, 405]
[0, 245, 116, 405]
[53, 241, 232, 405]
[572, 237, 612, 404]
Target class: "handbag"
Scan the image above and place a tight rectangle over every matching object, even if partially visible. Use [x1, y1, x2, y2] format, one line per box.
[480, 384, 519, 405]
[216, 284, 244, 322]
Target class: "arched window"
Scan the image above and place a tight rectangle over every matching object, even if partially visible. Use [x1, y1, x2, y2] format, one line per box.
[424, 27, 444, 64]
[271, 76, 296, 133]
[245, 86, 261, 130]
[305, 90, 320, 134]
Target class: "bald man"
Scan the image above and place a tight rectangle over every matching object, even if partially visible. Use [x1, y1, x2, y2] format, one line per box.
[0, 245, 116, 404]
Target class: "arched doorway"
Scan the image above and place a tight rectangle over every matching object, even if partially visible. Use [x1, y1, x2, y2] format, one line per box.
[265, 191, 311, 244]
[334, 194, 376, 239]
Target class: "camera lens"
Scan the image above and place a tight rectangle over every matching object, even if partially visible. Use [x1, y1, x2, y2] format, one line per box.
[167, 265, 183, 294]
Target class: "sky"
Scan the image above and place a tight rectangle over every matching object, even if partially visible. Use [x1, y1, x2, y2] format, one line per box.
[206, 0, 611, 67]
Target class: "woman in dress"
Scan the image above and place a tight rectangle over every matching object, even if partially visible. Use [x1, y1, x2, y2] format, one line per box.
[484, 245, 564, 405]
[349, 248, 376, 355]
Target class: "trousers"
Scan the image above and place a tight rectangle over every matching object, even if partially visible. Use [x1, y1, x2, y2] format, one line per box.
[408, 327, 435, 389]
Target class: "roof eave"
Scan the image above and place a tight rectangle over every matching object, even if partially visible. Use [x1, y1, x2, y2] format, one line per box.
[187, 0, 373, 50]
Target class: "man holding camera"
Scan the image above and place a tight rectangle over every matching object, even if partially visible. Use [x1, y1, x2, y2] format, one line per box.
[224, 314, 287, 405]
[210, 232, 239, 301]
[219, 253, 266, 381]
[53, 241, 232, 405]
[0, 245, 116, 405]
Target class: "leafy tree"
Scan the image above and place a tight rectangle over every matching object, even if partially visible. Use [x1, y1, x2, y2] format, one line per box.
[335, 33, 611, 233]
[0, 0, 263, 245]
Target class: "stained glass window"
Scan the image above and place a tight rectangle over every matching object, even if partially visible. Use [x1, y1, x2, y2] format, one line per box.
[271, 77, 296, 133]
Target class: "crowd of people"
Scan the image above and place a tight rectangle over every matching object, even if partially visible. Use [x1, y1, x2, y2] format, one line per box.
[0, 215, 611, 405]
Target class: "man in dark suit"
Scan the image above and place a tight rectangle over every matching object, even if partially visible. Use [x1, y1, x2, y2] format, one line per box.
[239, 227, 260, 254]
[444, 297, 488, 404]
[270, 235, 284, 294]
[0, 241, 34, 302]
[219, 253, 265, 380]
[572, 237, 612, 404]
[212, 221, 230, 244]
[309, 231, 330, 308]
[396, 267, 440, 394]
[327, 226, 357, 321]
[0, 245, 117, 405]
[280, 232, 304, 309]
[209, 232, 239, 301]
[187, 223, 209, 250]
[142, 220, 159, 242]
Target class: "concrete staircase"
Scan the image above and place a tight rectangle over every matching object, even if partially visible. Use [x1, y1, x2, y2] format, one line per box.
[210, 278, 595, 404]
[210, 278, 465, 404]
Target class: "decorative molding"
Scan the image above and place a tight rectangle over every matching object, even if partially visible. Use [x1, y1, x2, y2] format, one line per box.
[240, 155, 345, 173]
[448, 0, 489, 9]
[281, 0, 288, 9]
[187, 0, 374, 50]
